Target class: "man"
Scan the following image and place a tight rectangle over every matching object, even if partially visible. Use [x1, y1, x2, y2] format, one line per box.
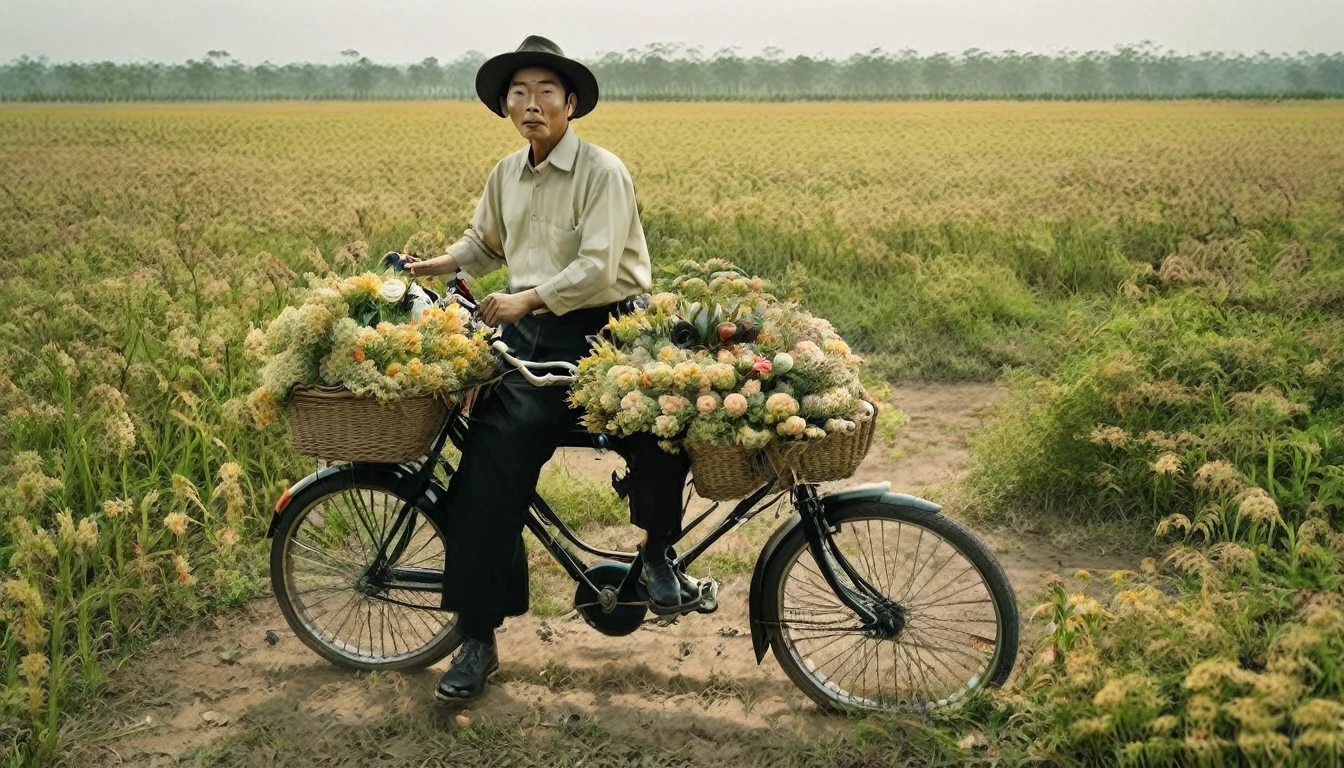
[405, 35, 693, 702]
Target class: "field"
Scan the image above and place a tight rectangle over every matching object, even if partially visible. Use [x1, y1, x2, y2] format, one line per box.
[2, 101, 1344, 766]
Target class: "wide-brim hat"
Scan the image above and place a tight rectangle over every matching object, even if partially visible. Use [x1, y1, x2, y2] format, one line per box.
[475, 35, 599, 120]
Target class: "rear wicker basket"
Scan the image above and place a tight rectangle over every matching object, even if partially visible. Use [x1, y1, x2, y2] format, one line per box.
[774, 413, 876, 483]
[684, 441, 771, 501]
[285, 385, 449, 463]
[686, 403, 878, 500]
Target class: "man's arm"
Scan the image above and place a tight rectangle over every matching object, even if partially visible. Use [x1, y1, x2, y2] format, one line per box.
[410, 166, 506, 277]
[533, 165, 635, 316]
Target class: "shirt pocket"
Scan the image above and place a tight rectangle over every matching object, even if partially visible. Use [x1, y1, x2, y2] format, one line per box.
[547, 219, 583, 270]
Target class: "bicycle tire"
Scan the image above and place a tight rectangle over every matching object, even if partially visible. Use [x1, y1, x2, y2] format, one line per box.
[761, 500, 1018, 713]
[270, 470, 462, 672]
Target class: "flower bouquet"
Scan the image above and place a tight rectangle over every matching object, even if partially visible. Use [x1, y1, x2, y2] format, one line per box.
[245, 267, 497, 462]
[570, 259, 876, 499]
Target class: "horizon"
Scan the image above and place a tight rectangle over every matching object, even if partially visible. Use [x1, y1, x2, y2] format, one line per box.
[2, 0, 1342, 64]
[4, 42, 1343, 67]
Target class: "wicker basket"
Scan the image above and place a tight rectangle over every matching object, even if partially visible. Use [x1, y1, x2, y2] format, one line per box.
[286, 385, 450, 463]
[771, 413, 876, 483]
[685, 405, 878, 500]
[684, 440, 771, 501]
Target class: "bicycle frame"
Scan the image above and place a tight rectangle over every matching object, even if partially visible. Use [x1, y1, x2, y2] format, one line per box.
[338, 266, 892, 627]
[357, 397, 889, 627]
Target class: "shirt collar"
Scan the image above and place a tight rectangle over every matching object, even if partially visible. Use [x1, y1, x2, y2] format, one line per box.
[521, 125, 579, 177]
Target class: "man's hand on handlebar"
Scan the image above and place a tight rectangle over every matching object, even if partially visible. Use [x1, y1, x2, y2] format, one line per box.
[404, 253, 460, 277]
[479, 289, 545, 326]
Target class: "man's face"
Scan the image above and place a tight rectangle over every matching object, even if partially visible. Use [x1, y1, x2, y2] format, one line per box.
[505, 66, 575, 143]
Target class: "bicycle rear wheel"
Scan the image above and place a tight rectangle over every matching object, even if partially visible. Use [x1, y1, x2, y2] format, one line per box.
[270, 469, 460, 671]
[761, 500, 1018, 712]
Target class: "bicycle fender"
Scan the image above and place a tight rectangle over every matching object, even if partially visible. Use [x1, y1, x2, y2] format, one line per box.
[747, 483, 942, 663]
[748, 511, 804, 663]
[266, 462, 448, 538]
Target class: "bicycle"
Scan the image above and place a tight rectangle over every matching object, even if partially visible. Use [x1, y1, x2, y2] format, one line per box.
[266, 260, 1020, 713]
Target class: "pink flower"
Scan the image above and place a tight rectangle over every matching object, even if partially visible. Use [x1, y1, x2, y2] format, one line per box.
[752, 357, 773, 375]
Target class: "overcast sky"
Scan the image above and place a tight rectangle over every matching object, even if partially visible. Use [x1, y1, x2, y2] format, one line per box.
[2, 0, 1340, 63]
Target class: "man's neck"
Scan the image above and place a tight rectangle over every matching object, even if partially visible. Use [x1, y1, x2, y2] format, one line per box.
[528, 125, 568, 167]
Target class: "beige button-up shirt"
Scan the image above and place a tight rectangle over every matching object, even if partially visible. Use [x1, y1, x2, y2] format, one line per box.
[447, 126, 652, 316]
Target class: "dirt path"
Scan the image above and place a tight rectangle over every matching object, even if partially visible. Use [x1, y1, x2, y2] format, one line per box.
[67, 383, 1137, 767]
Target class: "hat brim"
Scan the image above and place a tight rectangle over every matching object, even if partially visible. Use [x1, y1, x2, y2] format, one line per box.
[475, 51, 599, 120]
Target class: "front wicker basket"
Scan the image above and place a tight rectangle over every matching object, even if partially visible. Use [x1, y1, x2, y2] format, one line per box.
[686, 405, 878, 500]
[285, 386, 450, 463]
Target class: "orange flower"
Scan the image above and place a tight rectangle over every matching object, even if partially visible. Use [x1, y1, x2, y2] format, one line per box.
[353, 348, 366, 363]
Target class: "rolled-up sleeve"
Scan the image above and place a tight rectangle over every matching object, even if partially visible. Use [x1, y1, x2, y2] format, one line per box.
[534, 166, 635, 316]
[446, 165, 506, 277]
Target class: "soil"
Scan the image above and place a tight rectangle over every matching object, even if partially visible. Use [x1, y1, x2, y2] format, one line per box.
[67, 383, 1139, 767]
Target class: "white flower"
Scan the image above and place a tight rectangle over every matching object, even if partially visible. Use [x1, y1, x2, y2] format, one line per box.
[653, 415, 680, 438]
[772, 352, 794, 374]
[854, 399, 875, 422]
[380, 279, 407, 303]
[723, 393, 748, 417]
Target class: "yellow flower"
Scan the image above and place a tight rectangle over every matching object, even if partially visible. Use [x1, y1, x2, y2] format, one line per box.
[1235, 487, 1283, 527]
[1293, 699, 1344, 728]
[217, 528, 241, 549]
[173, 554, 195, 585]
[1193, 460, 1243, 495]
[765, 393, 799, 419]
[163, 512, 190, 537]
[1151, 453, 1182, 476]
[19, 653, 49, 684]
[1071, 715, 1112, 736]
[1183, 658, 1256, 693]
[823, 338, 851, 356]
[342, 273, 382, 297]
[103, 498, 133, 518]
[1088, 425, 1129, 448]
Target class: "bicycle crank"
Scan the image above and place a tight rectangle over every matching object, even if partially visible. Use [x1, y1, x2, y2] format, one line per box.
[573, 561, 647, 637]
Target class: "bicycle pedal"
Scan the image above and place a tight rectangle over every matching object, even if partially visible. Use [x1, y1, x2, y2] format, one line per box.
[695, 578, 720, 615]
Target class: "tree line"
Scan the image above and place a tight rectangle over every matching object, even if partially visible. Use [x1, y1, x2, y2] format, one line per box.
[3, 43, 1342, 101]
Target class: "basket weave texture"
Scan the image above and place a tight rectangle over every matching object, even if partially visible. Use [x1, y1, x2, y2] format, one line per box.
[774, 413, 876, 483]
[684, 440, 770, 501]
[686, 403, 877, 500]
[286, 385, 449, 463]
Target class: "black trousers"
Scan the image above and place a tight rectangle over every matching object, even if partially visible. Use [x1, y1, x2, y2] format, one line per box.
[436, 307, 690, 620]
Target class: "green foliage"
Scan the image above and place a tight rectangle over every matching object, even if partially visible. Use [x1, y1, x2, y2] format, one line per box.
[958, 222, 1344, 764]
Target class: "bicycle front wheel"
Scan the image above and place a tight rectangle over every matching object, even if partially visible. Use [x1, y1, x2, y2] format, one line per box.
[270, 468, 461, 671]
[761, 500, 1018, 713]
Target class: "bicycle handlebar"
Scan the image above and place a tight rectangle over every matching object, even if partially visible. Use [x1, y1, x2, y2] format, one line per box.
[490, 340, 578, 387]
[384, 251, 575, 388]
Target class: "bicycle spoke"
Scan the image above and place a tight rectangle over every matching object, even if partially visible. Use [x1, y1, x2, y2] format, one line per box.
[283, 486, 454, 666]
[775, 512, 1006, 713]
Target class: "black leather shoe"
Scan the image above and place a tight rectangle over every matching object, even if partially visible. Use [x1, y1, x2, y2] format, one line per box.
[434, 638, 499, 702]
[640, 545, 690, 615]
